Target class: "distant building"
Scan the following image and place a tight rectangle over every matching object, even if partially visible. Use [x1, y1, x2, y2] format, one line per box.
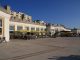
[46, 23, 71, 36]
[0, 6, 11, 42]
[71, 28, 80, 34]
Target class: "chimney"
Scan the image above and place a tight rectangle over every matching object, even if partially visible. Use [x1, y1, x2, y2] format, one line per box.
[4, 5, 11, 14]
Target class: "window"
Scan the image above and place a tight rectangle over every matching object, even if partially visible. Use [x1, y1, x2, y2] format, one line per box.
[17, 26, 23, 30]
[0, 19, 2, 35]
[0, 19, 2, 27]
[25, 27, 29, 30]
[42, 28, 45, 31]
[44, 28, 46, 31]
[41, 28, 43, 31]
[9, 25, 15, 31]
[10, 16, 14, 21]
[0, 28, 2, 35]
[36, 28, 39, 31]
[31, 27, 35, 31]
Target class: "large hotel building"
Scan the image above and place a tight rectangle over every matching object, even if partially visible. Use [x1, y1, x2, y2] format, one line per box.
[0, 5, 71, 42]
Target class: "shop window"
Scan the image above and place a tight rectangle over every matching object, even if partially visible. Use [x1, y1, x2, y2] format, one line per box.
[9, 25, 15, 31]
[31, 27, 35, 31]
[17, 26, 23, 30]
[36, 28, 39, 31]
[25, 27, 29, 30]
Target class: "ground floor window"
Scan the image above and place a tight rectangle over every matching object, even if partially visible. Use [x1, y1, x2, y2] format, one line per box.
[17, 26, 23, 30]
[9, 25, 15, 31]
[31, 27, 35, 31]
[0, 28, 2, 35]
[0, 20, 2, 27]
[36, 28, 39, 31]
[0, 19, 2, 35]
[25, 27, 29, 31]
[41, 28, 43, 31]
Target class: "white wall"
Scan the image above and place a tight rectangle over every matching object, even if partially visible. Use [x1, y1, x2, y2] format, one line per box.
[10, 21, 46, 31]
[77, 30, 80, 34]
[51, 26, 71, 32]
[0, 11, 11, 42]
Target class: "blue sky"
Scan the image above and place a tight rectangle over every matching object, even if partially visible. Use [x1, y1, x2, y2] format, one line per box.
[0, 0, 80, 28]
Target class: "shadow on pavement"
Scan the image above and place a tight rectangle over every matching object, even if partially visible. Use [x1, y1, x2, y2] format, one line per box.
[48, 55, 80, 60]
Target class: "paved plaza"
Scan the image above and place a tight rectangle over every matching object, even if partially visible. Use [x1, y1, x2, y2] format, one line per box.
[0, 37, 80, 60]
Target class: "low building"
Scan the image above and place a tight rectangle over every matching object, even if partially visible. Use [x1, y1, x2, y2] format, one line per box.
[46, 23, 71, 36]
[71, 28, 80, 34]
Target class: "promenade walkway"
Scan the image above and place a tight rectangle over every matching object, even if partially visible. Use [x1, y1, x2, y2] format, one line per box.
[0, 37, 80, 60]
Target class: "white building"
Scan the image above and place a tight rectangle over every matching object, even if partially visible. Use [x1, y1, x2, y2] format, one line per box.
[0, 6, 11, 42]
[71, 28, 80, 34]
[46, 24, 71, 36]
[0, 5, 47, 42]
[0, 5, 71, 42]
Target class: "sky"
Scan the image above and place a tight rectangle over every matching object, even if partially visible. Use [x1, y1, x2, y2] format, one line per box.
[0, 0, 80, 28]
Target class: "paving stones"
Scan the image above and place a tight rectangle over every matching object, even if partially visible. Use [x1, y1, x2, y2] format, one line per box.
[0, 37, 80, 60]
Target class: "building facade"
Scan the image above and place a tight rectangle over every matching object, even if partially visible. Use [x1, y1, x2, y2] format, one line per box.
[0, 5, 47, 42]
[71, 28, 80, 35]
[46, 24, 71, 36]
[0, 6, 11, 42]
[0, 5, 71, 42]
